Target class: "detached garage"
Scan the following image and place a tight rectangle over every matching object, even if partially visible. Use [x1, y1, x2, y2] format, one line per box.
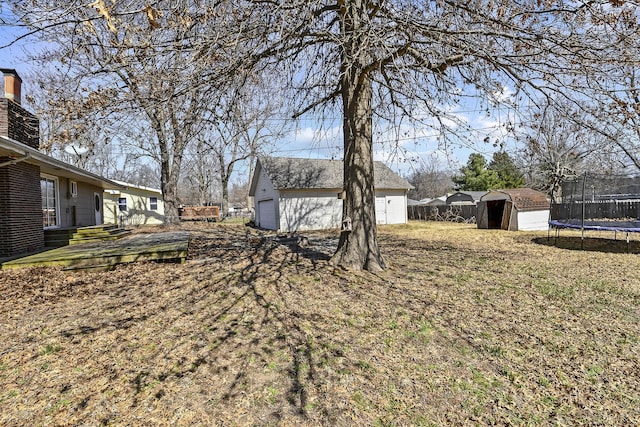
[249, 156, 412, 232]
[477, 188, 550, 231]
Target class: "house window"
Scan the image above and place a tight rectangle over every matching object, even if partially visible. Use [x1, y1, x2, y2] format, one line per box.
[118, 197, 127, 212]
[40, 176, 58, 228]
[70, 181, 78, 197]
[150, 197, 158, 211]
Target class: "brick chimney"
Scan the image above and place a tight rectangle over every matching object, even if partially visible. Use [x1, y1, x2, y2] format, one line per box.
[0, 68, 40, 149]
[0, 68, 22, 104]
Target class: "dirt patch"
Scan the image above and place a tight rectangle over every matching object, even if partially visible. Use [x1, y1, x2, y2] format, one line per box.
[1, 222, 639, 425]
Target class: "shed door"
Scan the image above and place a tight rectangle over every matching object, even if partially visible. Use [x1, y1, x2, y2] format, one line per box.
[258, 199, 277, 230]
[476, 202, 487, 228]
[375, 196, 387, 224]
[376, 196, 387, 224]
[501, 201, 513, 230]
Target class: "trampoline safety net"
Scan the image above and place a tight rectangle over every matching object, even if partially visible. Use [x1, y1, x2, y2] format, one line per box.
[550, 174, 640, 232]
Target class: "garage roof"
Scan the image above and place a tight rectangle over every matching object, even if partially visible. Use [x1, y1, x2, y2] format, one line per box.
[252, 156, 412, 192]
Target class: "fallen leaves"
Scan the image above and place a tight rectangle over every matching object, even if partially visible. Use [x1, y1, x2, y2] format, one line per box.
[0, 222, 639, 425]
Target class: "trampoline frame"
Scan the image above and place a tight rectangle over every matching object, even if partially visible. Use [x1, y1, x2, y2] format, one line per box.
[548, 219, 640, 251]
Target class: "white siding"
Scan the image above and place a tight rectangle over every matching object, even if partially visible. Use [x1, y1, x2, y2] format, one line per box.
[278, 189, 407, 231]
[57, 178, 103, 227]
[253, 166, 280, 229]
[516, 210, 550, 231]
[280, 190, 343, 232]
[104, 188, 165, 226]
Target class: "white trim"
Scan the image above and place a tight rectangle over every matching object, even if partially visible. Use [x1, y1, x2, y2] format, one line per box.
[118, 197, 127, 211]
[70, 180, 78, 197]
[112, 179, 162, 194]
[0, 135, 123, 190]
[40, 173, 60, 229]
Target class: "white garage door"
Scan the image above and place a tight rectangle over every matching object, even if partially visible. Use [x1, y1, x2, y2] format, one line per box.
[258, 199, 277, 230]
[375, 196, 387, 224]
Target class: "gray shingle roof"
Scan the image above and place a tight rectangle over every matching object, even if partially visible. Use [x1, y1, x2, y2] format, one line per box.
[258, 156, 412, 190]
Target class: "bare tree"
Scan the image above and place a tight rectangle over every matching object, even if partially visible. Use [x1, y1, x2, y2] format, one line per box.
[180, 137, 220, 205]
[517, 101, 615, 203]
[201, 81, 285, 218]
[5, 1, 251, 223]
[5, 1, 638, 269]
[228, 180, 250, 210]
[407, 154, 453, 200]
[582, 65, 640, 171]
[246, 0, 637, 270]
[545, 4, 640, 172]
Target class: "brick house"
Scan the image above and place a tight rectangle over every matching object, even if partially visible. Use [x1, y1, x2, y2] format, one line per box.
[0, 68, 122, 258]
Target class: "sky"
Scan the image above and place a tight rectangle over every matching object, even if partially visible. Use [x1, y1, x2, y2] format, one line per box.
[0, 22, 513, 181]
[277, 100, 516, 177]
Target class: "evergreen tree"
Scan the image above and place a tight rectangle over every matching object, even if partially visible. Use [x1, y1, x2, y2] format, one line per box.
[489, 152, 526, 189]
[453, 154, 500, 191]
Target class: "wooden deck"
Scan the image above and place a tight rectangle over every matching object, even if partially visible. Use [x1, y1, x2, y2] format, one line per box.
[1, 231, 190, 271]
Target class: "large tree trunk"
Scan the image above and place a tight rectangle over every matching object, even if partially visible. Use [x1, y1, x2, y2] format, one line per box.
[221, 175, 230, 218]
[162, 177, 180, 224]
[219, 152, 232, 218]
[158, 136, 184, 225]
[330, 0, 385, 271]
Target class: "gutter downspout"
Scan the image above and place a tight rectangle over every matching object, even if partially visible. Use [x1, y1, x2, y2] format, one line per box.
[0, 153, 30, 168]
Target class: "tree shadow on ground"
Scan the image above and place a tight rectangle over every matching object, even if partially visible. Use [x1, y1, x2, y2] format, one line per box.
[133, 229, 351, 422]
[532, 236, 640, 254]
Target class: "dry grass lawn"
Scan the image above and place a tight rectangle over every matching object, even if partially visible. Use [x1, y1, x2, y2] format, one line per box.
[1, 221, 639, 426]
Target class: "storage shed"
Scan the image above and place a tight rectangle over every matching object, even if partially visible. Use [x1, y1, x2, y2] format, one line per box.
[249, 156, 412, 232]
[476, 188, 550, 231]
[446, 191, 487, 206]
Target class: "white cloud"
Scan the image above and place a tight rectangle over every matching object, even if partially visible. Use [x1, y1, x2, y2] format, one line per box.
[489, 84, 515, 105]
[291, 125, 342, 145]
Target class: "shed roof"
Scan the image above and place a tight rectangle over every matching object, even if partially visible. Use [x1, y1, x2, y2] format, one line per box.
[251, 156, 412, 192]
[481, 188, 550, 211]
[447, 191, 487, 204]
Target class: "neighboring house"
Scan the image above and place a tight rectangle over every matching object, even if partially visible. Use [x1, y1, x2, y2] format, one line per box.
[446, 191, 487, 206]
[422, 196, 447, 207]
[104, 181, 164, 226]
[414, 196, 447, 207]
[476, 188, 550, 231]
[249, 156, 412, 232]
[0, 69, 122, 258]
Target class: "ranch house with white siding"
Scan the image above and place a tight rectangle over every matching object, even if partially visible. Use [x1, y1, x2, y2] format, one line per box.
[249, 156, 412, 232]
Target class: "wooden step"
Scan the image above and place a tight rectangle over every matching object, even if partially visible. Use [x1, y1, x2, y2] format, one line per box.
[45, 225, 131, 247]
[68, 229, 132, 245]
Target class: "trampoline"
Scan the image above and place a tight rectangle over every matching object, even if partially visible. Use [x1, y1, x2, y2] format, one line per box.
[549, 219, 640, 234]
[548, 173, 640, 251]
[549, 219, 640, 251]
